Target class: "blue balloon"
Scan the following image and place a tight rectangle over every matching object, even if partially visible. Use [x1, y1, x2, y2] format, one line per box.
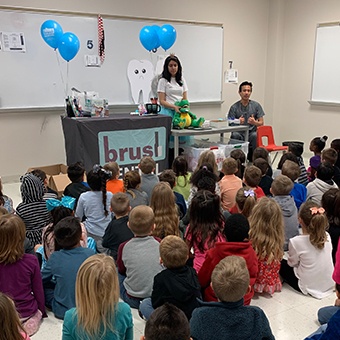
[139, 26, 159, 52]
[58, 32, 80, 62]
[159, 24, 177, 51]
[151, 25, 161, 49]
[40, 20, 63, 49]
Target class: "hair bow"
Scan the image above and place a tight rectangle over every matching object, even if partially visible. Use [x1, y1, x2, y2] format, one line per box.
[244, 189, 255, 197]
[46, 196, 76, 212]
[310, 207, 325, 215]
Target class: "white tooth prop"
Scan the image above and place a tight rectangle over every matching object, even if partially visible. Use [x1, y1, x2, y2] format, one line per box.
[127, 59, 154, 104]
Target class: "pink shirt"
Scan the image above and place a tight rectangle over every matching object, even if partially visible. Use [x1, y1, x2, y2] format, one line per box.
[185, 227, 225, 272]
[219, 174, 243, 211]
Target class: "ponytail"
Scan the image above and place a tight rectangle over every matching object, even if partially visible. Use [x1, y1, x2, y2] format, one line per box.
[299, 201, 328, 249]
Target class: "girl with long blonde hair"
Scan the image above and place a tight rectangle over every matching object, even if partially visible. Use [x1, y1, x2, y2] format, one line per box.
[280, 201, 334, 299]
[0, 292, 30, 340]
[62, 254, 133, 339]
[249, 197, 284, 295]
[150, 182, 180, 239]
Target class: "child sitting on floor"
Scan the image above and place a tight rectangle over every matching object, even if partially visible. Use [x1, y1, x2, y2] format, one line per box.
[142, 303, 191, 340]
[281, 159, 307, 210]
[0, 176, 14, 213]
[322, 148, 340, 187]
[104, 161, 124, 194]
[249, 197, 285, 295]
[243, 165, 265, 198]
[253, 158, 273, 196]
[62, 254, 133, 339]
[271, 175, 299, 251]
[185, 190, 225, 272]
[139, 235, 201, 320]
[139, 156, 159, 200]
[280, 201, 334, 299]
[234, 186, 257, 219]
[0, 292, 31, 340]
[123, 170, 149, 208]
[63, 162, 90, 205]
[190, 256, 275, 340]
[102, 192, 133, 261]
[172, 155, 191, 201]
[198, 214, 258, 305]
[117, 206, 162, 309]
[0, 214, 46, 336]
[42, 216, 95, 319]
[219, 157, 243, 211]
[230, 148, 246, 180]
[308, 135, 328, 181]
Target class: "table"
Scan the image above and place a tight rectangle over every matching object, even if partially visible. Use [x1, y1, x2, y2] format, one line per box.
[61, 114, 172, 174]
[171, 125, 249, 158]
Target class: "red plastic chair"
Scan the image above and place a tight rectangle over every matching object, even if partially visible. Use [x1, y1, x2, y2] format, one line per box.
[256, 125, 288, 164]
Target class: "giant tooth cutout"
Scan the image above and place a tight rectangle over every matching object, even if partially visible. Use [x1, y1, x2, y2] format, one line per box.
[127, 59, 154, 104]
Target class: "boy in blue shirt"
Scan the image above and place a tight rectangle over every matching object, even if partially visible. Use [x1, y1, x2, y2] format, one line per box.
[282, 160, 307, 210]
[42, 216, 94, 319]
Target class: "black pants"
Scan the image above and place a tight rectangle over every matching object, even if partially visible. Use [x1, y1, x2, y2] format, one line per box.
[279, 259, 301, 292]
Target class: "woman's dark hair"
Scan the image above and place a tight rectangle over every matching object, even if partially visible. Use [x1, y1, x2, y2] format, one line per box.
[161, 55, 183, 86]
[277, 152, 298, 170]
[43, 206, 73, 259]
[312, 135, 328, 153]
[188, 190, 224, 252]
[190, 164, 218, 187]
[87, 169, 109, 217]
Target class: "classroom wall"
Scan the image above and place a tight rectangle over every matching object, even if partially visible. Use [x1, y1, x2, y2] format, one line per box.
[4, 0, 340, 181]
[0, 0, 270, 180]
[266, 0, 340, 159]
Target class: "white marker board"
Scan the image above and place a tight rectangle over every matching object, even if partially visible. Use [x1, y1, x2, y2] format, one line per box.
[0, 9, 223, 109]
[311, 23, 340, 105]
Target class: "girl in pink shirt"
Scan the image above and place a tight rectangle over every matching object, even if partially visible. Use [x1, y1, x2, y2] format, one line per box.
[185, 190, 225, 272]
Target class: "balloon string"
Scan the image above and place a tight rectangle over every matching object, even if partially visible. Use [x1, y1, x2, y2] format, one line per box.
[55, 50, 67, 97]
[66, 62, 69, 97]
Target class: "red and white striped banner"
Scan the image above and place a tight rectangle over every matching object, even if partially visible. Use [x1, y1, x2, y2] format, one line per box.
[98, 15, 105, 64]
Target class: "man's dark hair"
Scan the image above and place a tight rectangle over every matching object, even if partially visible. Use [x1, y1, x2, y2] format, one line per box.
[239, 81, 253, 92]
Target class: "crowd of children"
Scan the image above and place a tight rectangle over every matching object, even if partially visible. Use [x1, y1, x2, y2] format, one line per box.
[1, 136, 340, 339]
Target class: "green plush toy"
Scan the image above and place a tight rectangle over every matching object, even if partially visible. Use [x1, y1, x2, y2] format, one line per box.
[173, 99, 205, 129]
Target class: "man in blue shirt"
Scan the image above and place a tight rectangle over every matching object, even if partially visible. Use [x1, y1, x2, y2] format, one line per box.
[228, 81, 265, 160]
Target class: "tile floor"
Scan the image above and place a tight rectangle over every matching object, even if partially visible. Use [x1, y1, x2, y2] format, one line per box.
[3, 180, 335, 340]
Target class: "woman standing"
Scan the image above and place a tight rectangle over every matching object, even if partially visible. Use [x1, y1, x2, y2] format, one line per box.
[157, 54, 188, 117]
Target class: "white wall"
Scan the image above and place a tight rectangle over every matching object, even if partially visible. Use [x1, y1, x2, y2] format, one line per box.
[2, 0, 339, 181]
[266, 0, 340, 160]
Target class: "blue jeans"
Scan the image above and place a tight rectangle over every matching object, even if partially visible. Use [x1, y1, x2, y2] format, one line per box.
[118, 273, 143, 309]
[318, 305, 340, 325]
[139, 298, 154, 320]
[231, 130, 257, 155]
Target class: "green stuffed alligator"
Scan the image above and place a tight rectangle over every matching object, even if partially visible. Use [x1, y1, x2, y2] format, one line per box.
[173, 99, 205, 129]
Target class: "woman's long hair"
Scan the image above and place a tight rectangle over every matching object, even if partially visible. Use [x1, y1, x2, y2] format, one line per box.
[161, 55, 183, 86]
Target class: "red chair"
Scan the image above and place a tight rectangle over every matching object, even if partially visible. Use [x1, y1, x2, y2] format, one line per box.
[256, 125, 288, 164]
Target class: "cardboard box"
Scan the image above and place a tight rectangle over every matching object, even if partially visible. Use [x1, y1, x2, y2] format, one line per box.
[27, 164, 70, 197]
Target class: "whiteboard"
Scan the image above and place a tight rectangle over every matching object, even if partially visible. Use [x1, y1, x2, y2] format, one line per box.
[311, 23, 340, 104]
[0, 10, 223, 109]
